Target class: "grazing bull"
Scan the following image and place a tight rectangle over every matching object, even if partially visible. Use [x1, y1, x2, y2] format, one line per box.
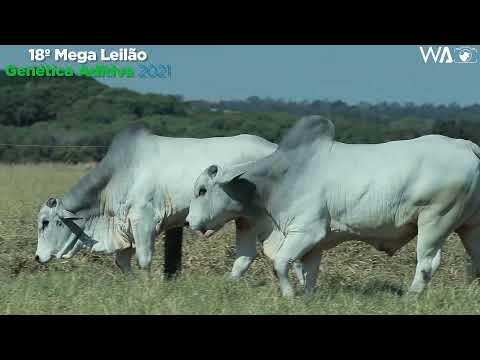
[35, 124, 277, 278]
[186, 116, 480, 297]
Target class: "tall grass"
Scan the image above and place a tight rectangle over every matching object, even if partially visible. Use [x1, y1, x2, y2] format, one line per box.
[0, 164, 477, 314]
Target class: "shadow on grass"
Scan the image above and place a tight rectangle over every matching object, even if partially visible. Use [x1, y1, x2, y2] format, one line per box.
[353, 280, 405, 296]
[323, 275, 405, 297]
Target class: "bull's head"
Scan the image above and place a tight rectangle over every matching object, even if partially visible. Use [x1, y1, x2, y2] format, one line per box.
[35, 197, 85, 263]
[186, 164, 256, 237]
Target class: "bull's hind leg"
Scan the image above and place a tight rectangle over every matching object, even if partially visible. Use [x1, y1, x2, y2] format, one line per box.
[457, 226, 480, 284]
[408, 217, 452, 295]
[164, 227, 183, 279]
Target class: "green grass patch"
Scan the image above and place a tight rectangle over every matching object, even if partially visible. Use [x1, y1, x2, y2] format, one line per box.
[0, 164, 477, 314]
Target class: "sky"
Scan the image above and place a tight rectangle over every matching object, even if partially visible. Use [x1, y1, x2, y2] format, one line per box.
[1, 45, 479, 105]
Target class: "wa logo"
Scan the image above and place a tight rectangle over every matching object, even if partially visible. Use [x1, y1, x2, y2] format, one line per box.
[419, 46, 478, 64]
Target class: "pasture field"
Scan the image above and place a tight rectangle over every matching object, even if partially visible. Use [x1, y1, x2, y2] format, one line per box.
[1, 163, 480, 314]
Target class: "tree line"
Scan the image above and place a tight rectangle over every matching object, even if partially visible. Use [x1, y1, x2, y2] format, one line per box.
[0, 70, 478, 163]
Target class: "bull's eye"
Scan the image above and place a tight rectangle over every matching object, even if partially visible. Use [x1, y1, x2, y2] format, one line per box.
[198, 187, 207, 197]
[42, 220, 49, 229]
[56, 220, 63, 227]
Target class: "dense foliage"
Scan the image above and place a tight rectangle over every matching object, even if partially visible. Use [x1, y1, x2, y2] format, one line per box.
[1, 70, 479, 163]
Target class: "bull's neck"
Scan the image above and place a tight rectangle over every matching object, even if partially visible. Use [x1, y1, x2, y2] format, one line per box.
[82, 216, 99, 240]
[231, 180, 275, 232]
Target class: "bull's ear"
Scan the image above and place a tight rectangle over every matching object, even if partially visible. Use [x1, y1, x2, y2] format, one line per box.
[57, 208, 83, 220]
[216, 169, 247, 185]
[46, 197, 58, 208]
[207, 165, 219, 179]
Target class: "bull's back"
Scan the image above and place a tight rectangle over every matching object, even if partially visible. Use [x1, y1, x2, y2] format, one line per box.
[302, 135, 480, 230]
[125, 133, 277, 217]
[325, 135, 479, 183]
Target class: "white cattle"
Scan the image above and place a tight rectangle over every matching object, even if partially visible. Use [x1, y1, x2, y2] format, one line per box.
[35, 124, 277, 278]
[187, 116, 480, 297]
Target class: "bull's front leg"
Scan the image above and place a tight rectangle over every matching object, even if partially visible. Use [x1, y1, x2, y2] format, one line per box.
[231, 218, 257, 280]
[273, 221, 328, 298]
[292, 261, 306, 286]
[301, 247, 323, 295]
[262, 230, 306, 286]
[130, 204, 157, 276]
[115, 247, 135, 277]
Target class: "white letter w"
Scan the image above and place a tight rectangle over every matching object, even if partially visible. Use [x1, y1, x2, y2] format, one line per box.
[419, 46, 453, 63]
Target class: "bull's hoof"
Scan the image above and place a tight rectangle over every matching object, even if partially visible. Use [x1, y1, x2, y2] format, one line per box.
[124, 273, 136, 282]
[405, 288, 425, 300]
[164, 272, 181, 281]
[229, 272, 242, 282]
[304, 287, 318, 298]
[281, 288, 296, 298]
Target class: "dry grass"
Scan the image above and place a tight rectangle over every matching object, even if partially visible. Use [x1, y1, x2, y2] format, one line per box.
[0, 163, 479, 314]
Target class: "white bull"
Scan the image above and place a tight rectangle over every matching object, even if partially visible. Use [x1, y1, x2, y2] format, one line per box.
[187, 116, 480, 297]
[35, 124, 277, 278]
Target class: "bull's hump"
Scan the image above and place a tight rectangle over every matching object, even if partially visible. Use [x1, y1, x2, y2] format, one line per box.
[279, 116, 335, 152]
